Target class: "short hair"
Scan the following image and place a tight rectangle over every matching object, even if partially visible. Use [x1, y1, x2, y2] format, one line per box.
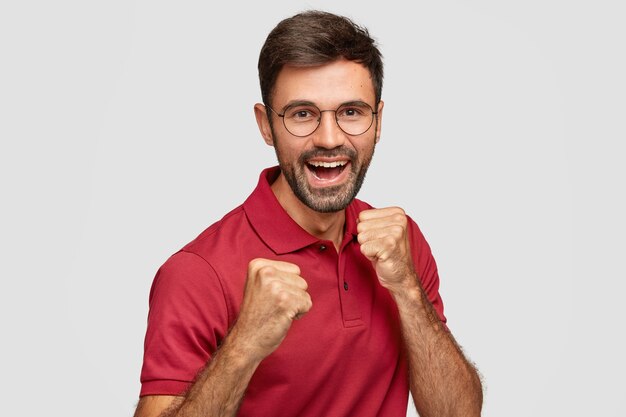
[258, 10, 384, 107]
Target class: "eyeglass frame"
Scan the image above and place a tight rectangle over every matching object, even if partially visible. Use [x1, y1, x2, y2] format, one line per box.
[266, 100, 379, 137]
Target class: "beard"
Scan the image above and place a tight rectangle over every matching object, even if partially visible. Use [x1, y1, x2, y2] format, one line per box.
[272, 135, 375, 213]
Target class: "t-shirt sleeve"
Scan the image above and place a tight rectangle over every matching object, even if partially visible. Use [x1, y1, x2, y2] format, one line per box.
[407, 217, 447, 326]
[139, 250, 230, 396]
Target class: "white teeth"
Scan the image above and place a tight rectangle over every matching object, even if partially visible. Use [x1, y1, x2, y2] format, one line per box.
[308, 161, 347, 168]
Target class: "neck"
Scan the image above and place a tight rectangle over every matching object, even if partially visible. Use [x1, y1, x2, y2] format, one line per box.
[271, 173, 346, 251]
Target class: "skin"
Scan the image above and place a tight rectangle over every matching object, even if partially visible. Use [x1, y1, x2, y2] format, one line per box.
[357, 207, 483, 416]
[135, 59, 482, 417]
[256, 59, 382, 250]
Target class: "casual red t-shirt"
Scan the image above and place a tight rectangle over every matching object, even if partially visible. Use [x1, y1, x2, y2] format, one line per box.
[139, 166, 446, 416]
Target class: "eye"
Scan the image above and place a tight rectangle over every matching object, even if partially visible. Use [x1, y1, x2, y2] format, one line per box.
[295, 110, 312, 118]
[338, 105, 366, 118]
[286, 106, 319, 122]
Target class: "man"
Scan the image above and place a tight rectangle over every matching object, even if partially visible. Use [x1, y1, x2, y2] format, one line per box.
[135, 10, 482, 417]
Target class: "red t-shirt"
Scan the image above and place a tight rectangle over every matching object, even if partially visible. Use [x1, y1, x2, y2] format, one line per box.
[140, 166, 446, 416]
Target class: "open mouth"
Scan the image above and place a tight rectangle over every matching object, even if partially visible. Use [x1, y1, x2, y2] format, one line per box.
[306, 160, 349, 182]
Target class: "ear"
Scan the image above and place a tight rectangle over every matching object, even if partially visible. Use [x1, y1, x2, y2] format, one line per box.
[254, 103, 274, 146]
[375, 100, 384, 143]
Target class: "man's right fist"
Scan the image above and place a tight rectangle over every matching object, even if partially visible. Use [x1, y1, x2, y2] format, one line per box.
[230, 258, 312, 362]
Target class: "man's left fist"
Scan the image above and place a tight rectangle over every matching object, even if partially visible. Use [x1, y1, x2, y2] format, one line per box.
[357, 207, 418, 292]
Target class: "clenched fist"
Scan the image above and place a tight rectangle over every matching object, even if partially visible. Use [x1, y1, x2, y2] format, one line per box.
[230, 258, 312, 362]
[357, 207, 417, 293]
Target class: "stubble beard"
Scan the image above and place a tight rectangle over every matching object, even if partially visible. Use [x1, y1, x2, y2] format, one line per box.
[272, 130, 376, 213]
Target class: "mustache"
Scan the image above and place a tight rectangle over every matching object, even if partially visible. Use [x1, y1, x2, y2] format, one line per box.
[298, 146, 357, 163]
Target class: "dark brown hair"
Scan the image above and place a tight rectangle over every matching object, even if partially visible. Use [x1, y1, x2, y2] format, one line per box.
[258, 10, 384, 107]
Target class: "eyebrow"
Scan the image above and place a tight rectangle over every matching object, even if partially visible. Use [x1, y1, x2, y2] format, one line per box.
[281, 100, 316, 112]
[281, 99, 373, 112]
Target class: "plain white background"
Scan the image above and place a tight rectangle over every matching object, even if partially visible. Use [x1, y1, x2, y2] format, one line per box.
[1, 1, 624, 416]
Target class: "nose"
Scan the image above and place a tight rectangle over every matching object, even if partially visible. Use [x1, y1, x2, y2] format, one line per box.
[311, 110, 345, 149]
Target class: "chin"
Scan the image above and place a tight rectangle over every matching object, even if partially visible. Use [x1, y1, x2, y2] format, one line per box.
[293, 171, 365, 213]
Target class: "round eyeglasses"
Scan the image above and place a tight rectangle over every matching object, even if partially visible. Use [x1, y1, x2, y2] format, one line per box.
[267, 101, 378, 137]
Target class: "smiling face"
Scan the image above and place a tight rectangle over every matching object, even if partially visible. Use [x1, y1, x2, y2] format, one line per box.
[255, 59, 384, 213]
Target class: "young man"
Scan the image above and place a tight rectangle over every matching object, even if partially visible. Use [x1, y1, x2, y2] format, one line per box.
[135, 11, 482, 417]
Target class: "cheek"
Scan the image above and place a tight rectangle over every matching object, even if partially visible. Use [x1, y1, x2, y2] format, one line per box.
[274, 140, 304, 165]
[354, 140, 376, 160]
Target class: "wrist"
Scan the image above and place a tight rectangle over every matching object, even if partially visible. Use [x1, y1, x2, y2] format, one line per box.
[386, 271, 422, 299]
[223, 326, 266, 369]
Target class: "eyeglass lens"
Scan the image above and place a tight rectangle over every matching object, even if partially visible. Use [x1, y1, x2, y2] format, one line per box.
[281, 102, 375, 137]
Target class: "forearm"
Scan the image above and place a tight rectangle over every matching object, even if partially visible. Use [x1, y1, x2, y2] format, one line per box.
[392, 278, 482, 417]
[162, 333, 262, 417]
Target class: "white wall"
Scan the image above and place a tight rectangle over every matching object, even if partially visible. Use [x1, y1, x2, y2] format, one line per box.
[1, 1, 624, 416]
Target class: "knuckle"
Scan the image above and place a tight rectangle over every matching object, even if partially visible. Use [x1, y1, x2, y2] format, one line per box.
[268, 279, 283, 294]
[362, 241, 376, 253]
[298, 277, 308, 291]
[298, 292, 312, 313]
[390, 225, 404, 238]
[258, 265, 276, 278]
[276, 290, 291, 305]
[384, 235, 397, 248]
[392, 212, 406, 224]
[290, 262, 302, 276]
[248, 258, 266, 272]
